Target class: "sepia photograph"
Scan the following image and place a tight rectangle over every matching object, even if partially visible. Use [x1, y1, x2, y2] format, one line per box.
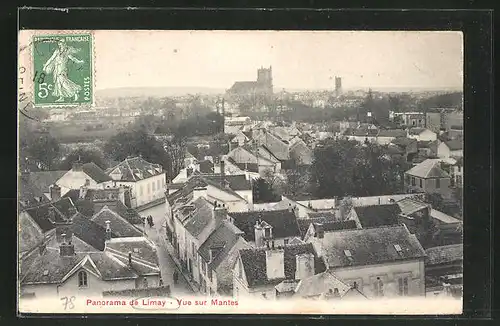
[18, 30, 464, 314]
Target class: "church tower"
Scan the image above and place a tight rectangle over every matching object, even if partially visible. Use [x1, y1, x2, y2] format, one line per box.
[257, 66, 273, 96]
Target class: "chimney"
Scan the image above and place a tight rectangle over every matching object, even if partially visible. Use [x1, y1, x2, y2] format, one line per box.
[55, 218, 73, 243]
[50, 184, 61, 202]
[295, 253, 315, 280]
[192, 186, 207, 201]
[265, 248, 285, 280]
[48, 206, 56, 222]
[128, 251, 132, 265]
[79, 185, 88, 200]
[214, 203, 228, 222]
[220, 160, 225, 177]
[314, 223, 324, 239]
[72, 162, 83, 171]
[59, 233, 75, 256]
[105, 220, 112, 240]
[254, 219, 267, 247]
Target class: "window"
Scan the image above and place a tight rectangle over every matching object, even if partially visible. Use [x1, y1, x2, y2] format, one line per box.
[436, 178, 441, 188]
[284, 239, 289, 245]
[147, 184, 150, 194]
[238, 260, 243, 278]
[398, 277, 409, 296]
[78, 270, 88, 288]
[373, 277, 384, 297]
[264, 228, 271, 238]
[152, 181, 156, 192]
[411, 177, 416, 186]
[419, 178, 423, 188]
[143, 277, 149, 288]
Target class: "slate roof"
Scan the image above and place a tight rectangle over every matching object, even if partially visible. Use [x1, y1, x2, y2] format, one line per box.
[93, 200, 143, 225]
[199, 160, 214, 174]
[229, 209, 301, 242]
[297, 218, 357, 239]
[107, 157, 164, 182]
[294, 269, 351, 298]
[425, 244, 463, 265]
[406, 159, 450, 179]
[91, 206, 143, 238]
[310, 225, 426, 269]
[198, 220, 245, 269]
[27, 170, 67, 193]
[24, 201, 68, 232]
[239, 243, 327, 287]
[353, 204, 402, 228]
[52, 198, 77, 219]
[445, 140, 463, 151]
[81, 162, 112, 183]
[228, 81, 259, 93]
[72, 213, 117, 251]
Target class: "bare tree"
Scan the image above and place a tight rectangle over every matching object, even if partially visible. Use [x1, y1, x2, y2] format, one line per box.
[164, 136, 187, 181]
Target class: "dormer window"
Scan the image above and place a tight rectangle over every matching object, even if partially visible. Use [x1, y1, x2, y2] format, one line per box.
[78, 270, 88, 288]
[394, 244, 402, 252]
[344, 250, 353, 261]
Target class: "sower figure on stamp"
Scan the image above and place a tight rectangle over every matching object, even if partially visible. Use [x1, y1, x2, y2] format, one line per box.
[43, 39, 84, 102]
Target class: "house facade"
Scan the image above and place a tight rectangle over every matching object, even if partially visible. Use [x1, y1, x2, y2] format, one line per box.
[107, 157, 166, 209]
[407, 128, 437, 142]
[405, 159, 452, 198]
[308, 225, 427, 299]
[56, 162, 114, 196]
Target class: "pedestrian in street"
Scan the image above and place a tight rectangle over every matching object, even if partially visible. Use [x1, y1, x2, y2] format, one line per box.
[173, 270, 178, 285]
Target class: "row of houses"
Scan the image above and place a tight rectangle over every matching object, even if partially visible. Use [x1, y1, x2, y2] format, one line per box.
[165, 169, 462, 301]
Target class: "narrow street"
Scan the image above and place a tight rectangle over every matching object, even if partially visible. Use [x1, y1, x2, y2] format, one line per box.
[138, 202, 194, 296]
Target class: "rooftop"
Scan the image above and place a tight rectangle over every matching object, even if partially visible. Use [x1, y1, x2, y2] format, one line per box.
[352, 204, 402, 228]
[91, 206, 143, 238]
[425, 244, 463, 265]
[239, 243, 326, 288]
[80, 162, 112, 183]
[406, 159, 450, 179]
[107, 157, 164, 182]
[309, 225, 426, 269]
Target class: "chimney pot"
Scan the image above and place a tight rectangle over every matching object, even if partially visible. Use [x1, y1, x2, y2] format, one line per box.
[128, 251, 132, 265]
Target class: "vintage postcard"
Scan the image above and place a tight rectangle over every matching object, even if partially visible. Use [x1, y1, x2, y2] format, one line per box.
[18, 30, 463, 315]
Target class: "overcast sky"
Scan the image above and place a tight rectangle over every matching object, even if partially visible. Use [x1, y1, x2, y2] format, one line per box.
[93, 30, 463, 91]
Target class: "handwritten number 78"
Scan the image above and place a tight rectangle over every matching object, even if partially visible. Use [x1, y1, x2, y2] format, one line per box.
[61, 296, 76, 310]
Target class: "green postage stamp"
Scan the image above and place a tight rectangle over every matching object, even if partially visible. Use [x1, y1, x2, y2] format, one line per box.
[32, 33, 93, 106]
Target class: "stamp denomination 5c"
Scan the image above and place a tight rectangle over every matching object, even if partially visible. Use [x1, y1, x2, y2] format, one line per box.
[32, 33, 93, 106]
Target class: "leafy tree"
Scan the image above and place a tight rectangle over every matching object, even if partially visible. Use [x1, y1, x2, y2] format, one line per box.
[163, 136, 187, 181]
[311, 139, 408, 198]
[252, 178, 281, 203]
[59, 148, 108, 170]
[104, 129, 171, 176]
[25, 133, 61, 170]
[283, 151, 311, 196]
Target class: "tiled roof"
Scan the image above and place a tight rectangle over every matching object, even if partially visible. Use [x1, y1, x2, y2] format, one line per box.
[253, 130, 290, 161]
[203, 174, 251, 191]
[408, 128, 427, 135]
[294, 269, 351, 298]
[93, 200, 143, 225]
[353, 204, 402, 228]
[310, 225, 426, 269]
[307, 212, 337, 220]
[239, 243, 326, 287]
[52, 198, 77, 219]
[430, 209, 461, 224]
[289, 140, 313, 165]
[105, 238, 159, 267]
[27, 170, 67, 193]
[182, 197, 219, 241]
[19, 175, 50, 208]
[425, 244, 463, 265]
[81, 162, 112, 183]
[445, 140, 463, 151]
[229, 209, 301, 242]
[297, 199, 337, 210]
[397, 198, 429, 216]
[406, 159, 450, 179]
[107, 157, 164, 182]
[378, 129, 407, 138]
[91, 206, 143, 238]
[391, 137, 416, 147]
[198, 220, 244, 267]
